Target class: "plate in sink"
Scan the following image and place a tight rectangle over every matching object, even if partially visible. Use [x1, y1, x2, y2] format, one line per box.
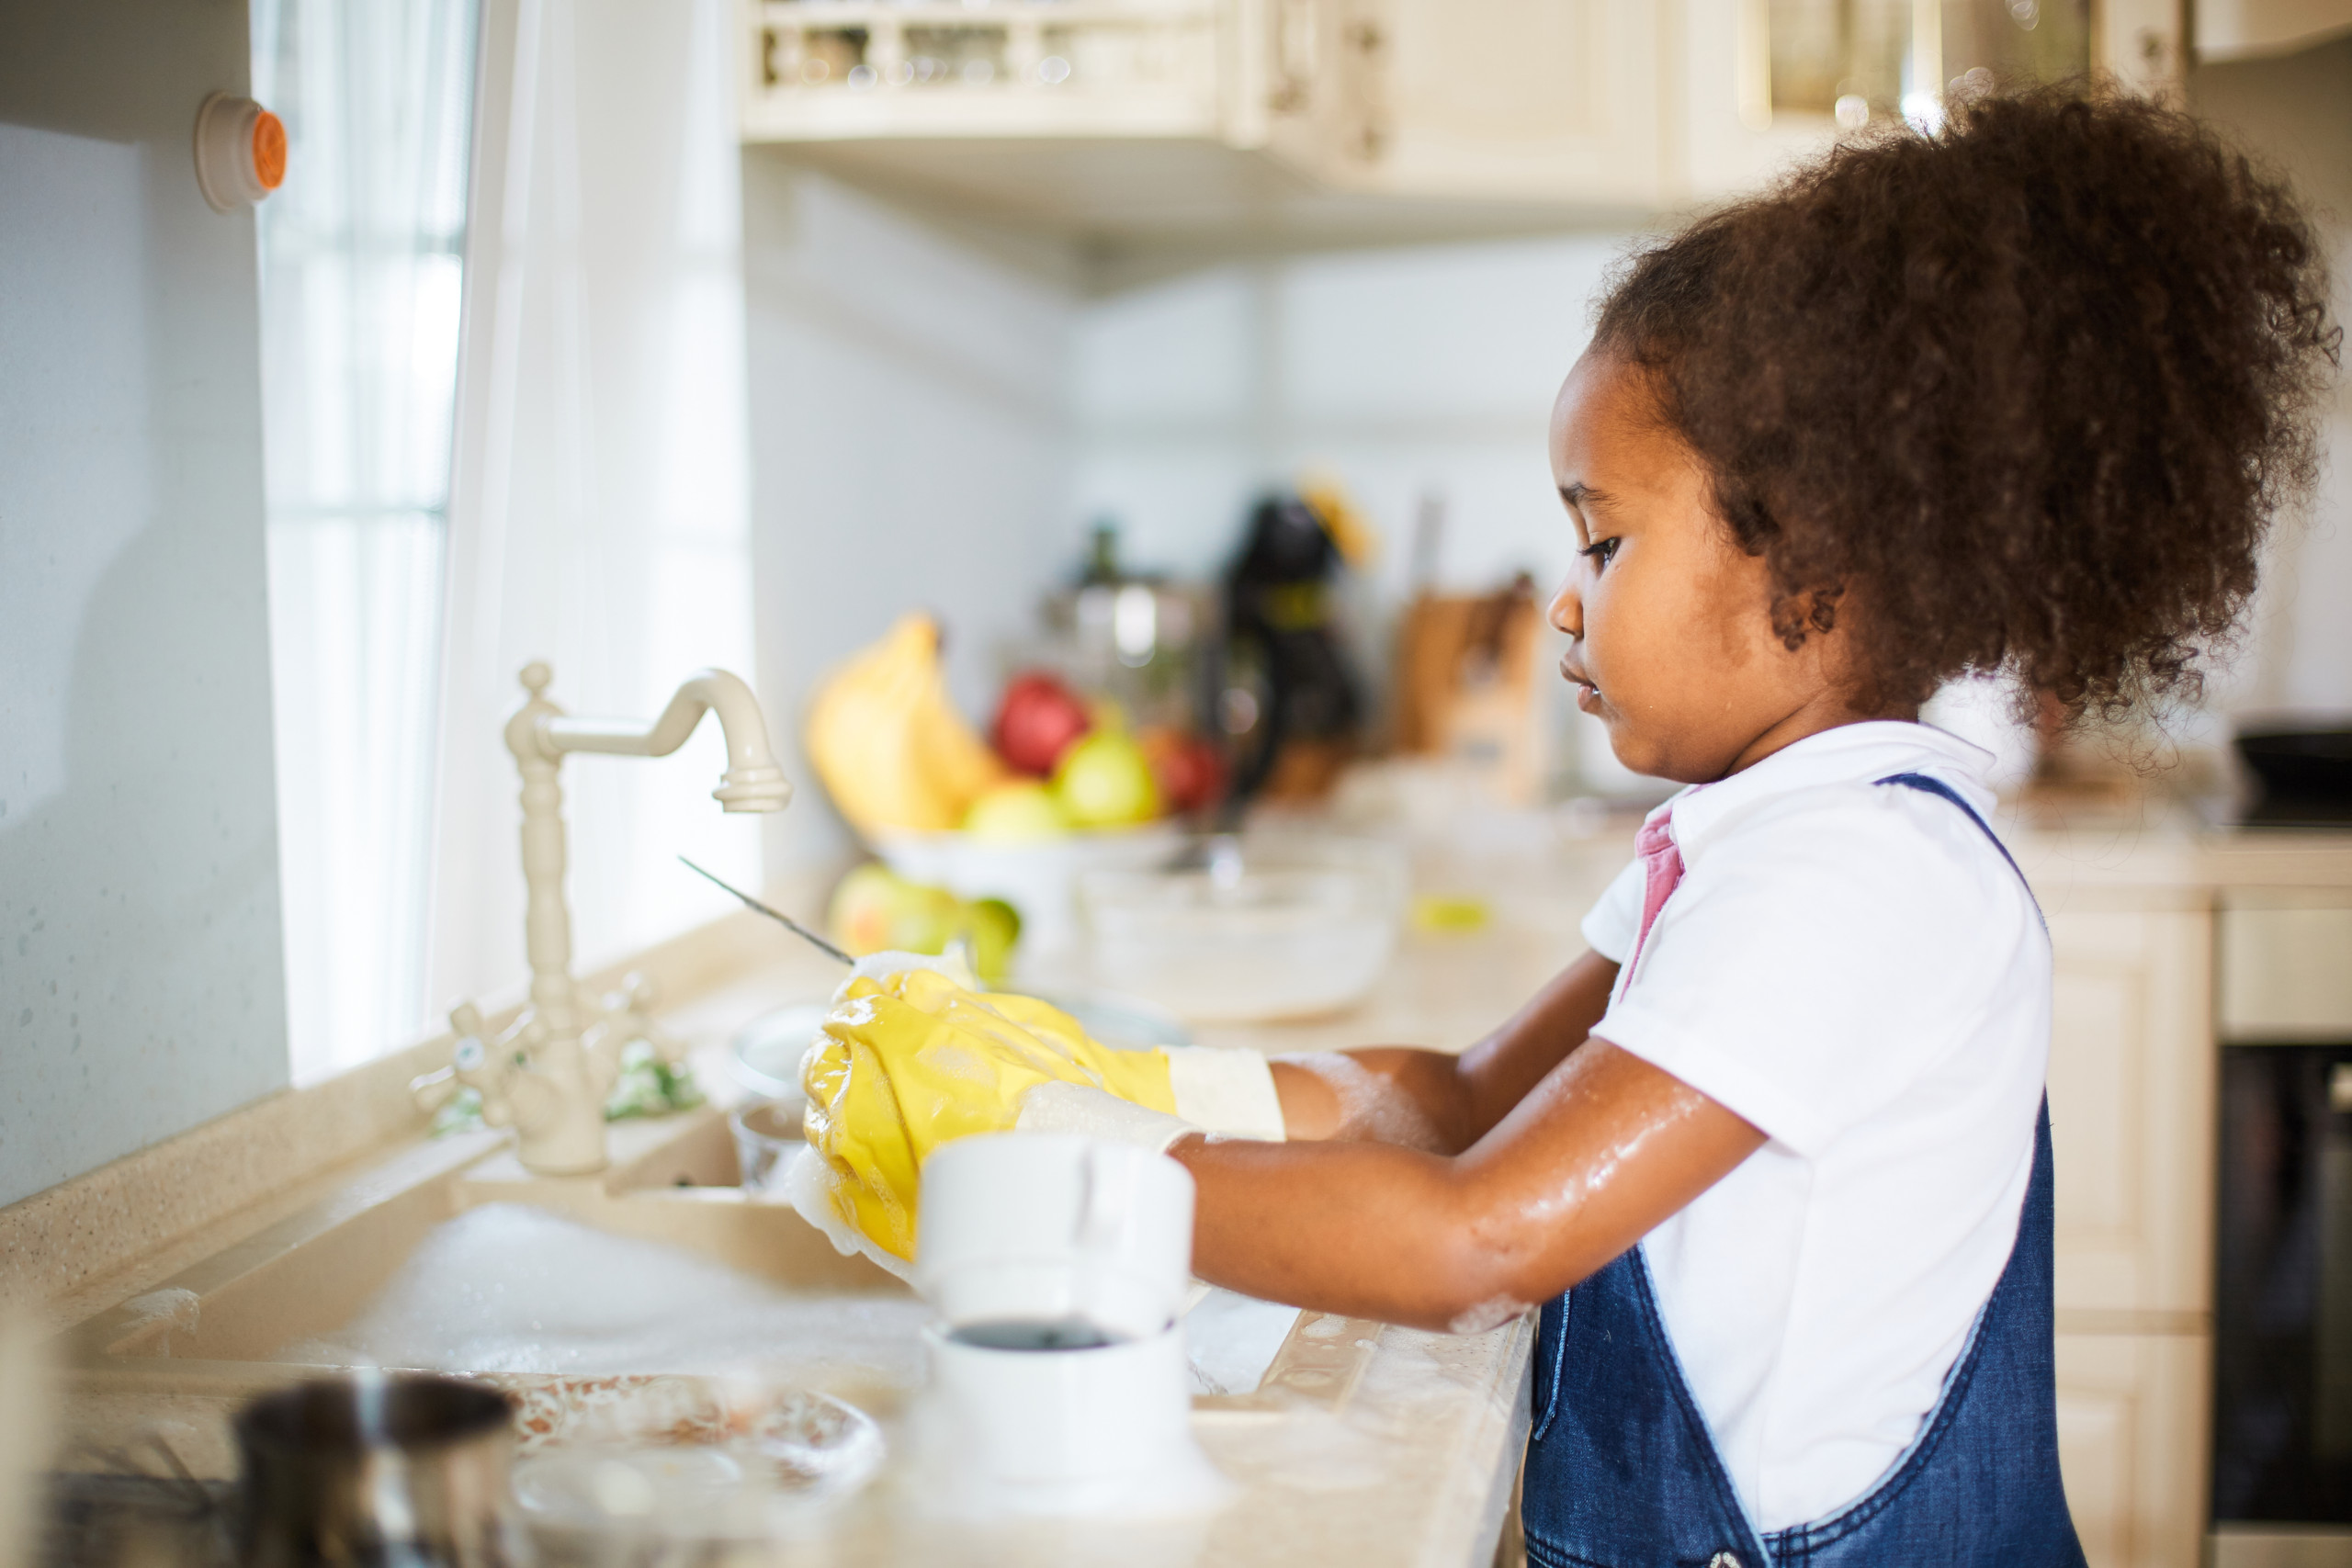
[498, 1373, 885, 1521]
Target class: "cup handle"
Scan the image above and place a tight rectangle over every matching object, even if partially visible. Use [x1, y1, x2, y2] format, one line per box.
[1077, 1144, 1136, 1254]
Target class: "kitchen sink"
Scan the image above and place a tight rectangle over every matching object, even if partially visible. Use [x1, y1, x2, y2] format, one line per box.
[53, 1110, 1385, 1480]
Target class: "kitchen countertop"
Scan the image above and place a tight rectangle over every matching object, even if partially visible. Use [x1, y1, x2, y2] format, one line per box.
[15, 803, 2352, 1566]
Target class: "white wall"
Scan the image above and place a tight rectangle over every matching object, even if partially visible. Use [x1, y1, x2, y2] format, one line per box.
[1074, 235, 1624, 597]
[0, 2, 291, 1206]
[742, 163, 1084, 874]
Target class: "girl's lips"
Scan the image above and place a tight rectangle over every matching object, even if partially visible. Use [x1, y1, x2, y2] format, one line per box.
[1561, 657, 1602, 714]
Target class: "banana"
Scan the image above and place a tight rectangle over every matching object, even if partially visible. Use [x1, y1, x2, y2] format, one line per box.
[806, 614, 1007, 836]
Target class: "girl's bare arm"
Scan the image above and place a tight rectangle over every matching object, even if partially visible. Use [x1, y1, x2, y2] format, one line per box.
[1176, 1036, 1763, 1331]
[1270, 949, 1623, 1152]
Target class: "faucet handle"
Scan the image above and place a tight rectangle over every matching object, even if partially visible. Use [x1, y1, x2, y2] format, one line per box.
[616, 971, 658, 1013]
[410, 1065, 461, 1113]
[519, 660, 552, 697]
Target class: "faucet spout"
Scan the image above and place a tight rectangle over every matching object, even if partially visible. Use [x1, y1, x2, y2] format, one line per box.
[537, 667, 792, 812]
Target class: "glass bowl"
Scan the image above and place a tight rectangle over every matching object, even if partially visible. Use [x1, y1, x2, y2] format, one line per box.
[1078, 835, 1408, 1022]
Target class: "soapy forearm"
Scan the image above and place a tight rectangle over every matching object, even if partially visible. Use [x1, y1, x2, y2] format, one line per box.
[1271, 1050, 1465, 1149]
[1268, 949, 1623, 1152]
[1177, 1036, 1763, 1332]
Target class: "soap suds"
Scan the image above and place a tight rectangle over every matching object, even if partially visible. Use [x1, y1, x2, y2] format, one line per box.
[1279, 1053, 1448, 1152]
[1182, 1289, 1301, 1396]
[279, 1203, 930, 1386]
[1013, 1079, 1184, 1147]
[124, 1287, 201, 1354]
[280, 1199, 1297, 1405]
[1444, 1294, 1530, 1336]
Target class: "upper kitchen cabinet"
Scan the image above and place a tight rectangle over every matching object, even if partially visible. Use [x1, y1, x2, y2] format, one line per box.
[735, 0, 1676, 240]
[733, 0, 2183, 247]
[740, 0, 1266, 145]
[1261, 0, 1667, 211]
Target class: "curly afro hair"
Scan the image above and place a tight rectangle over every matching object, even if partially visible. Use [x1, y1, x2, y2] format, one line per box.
[1594, 86, 2339, 718]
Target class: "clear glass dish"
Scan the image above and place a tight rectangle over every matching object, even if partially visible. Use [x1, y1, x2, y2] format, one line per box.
[1078, 835, 1407, 1022]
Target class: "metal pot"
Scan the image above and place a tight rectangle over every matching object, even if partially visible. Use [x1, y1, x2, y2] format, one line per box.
[234, 1372, 515, 1567]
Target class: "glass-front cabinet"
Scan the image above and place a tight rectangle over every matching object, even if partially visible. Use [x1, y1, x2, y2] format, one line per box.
[736, 0, 2174, 224]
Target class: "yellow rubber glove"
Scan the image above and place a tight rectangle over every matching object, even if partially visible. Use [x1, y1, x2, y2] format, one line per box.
[798, 968, 1180, 1267]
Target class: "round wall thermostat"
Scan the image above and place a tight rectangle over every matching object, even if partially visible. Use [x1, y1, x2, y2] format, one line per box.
[194, 92, 287, 213]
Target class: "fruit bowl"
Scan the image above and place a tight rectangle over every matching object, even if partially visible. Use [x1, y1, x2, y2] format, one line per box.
[871, 825, 1183, 956]
[1078, 835, 1408, 1022]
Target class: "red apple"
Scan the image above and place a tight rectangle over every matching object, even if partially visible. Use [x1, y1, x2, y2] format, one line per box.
[1140, 726, 1227, 815]
[991, 671, 1092, 776]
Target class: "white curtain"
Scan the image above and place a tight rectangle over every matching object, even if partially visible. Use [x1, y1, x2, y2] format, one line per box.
[254, 0, 478, 1083]
[426, 0, 761, 1021]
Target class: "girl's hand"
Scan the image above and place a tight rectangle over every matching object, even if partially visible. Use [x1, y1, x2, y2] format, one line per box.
[1176, 953, 1766, 1332]
[799, 967, 1286, 1265]
[802, 969, 1185, 1264]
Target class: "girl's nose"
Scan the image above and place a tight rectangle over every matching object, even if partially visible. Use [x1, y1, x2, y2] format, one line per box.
[1547, 574, 1583, 640]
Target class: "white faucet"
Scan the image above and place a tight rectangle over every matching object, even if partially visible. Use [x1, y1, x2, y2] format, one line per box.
[413, 661, 792, 1174]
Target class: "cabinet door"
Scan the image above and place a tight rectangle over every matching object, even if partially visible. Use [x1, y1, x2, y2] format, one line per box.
[1269, 0, 1665, 206]
[2055, 1331, 2211, 1568]
[2045, 908, 2217, 1317]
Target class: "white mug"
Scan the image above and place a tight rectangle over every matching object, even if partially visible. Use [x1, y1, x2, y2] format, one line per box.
[914, 1320, 1230, 1518]
[915, 1134, 1194, 1346]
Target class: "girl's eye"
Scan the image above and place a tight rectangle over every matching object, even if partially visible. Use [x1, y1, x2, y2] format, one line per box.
[1579, 537, 1620, 567]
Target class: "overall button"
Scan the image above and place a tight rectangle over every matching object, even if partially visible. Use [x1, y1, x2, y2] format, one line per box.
[1708, 1554, 1742, 1568]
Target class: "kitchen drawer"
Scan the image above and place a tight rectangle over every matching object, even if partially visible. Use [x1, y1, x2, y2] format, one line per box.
[2047, 909, 2217, 1316]
[2056, 1329, 2211, 1568]
[2218, 897, 2352, 1042]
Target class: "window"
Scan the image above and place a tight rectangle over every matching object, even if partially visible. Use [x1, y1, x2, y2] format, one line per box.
[253, 0, 479, 1081]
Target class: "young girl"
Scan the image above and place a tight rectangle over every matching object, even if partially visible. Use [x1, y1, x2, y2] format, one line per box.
[800, 88, 2336, 1564]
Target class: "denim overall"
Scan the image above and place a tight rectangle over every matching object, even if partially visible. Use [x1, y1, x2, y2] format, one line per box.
[1521, 773, 2086, 1568]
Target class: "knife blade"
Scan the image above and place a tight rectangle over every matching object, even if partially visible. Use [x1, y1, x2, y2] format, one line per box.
[677, 855, 854, 967]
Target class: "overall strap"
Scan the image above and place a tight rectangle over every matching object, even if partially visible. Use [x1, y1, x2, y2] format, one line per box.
[1874, 772, 2044, 927]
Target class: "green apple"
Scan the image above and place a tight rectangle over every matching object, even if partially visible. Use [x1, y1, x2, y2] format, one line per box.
[828, 863, 903, 955]
[1053, 731, 1161, 829]
[961, 780, 1071, 842]
[966, 897, 1022, 982]
[828, 863, 963, 956]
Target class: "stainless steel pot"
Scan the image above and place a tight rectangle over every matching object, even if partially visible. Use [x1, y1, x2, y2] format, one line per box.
[234, 1372, 515, 1567]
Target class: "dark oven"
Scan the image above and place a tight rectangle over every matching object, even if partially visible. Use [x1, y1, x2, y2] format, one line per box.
[2214, 1041, 2352, 1530]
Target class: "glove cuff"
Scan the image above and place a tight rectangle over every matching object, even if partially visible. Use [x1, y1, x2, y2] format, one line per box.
[1016, 1080, 1195, 1153]
[1164, 1047, 1285, 1141]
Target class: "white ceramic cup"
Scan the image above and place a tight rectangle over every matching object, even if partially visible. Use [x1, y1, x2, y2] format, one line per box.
[913, 1320, 1229, 1518]
[914, 1134, 1194, 1346]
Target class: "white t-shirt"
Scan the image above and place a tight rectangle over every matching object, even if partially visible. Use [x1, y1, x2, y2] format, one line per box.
[1579, 721, 2049, 1533]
